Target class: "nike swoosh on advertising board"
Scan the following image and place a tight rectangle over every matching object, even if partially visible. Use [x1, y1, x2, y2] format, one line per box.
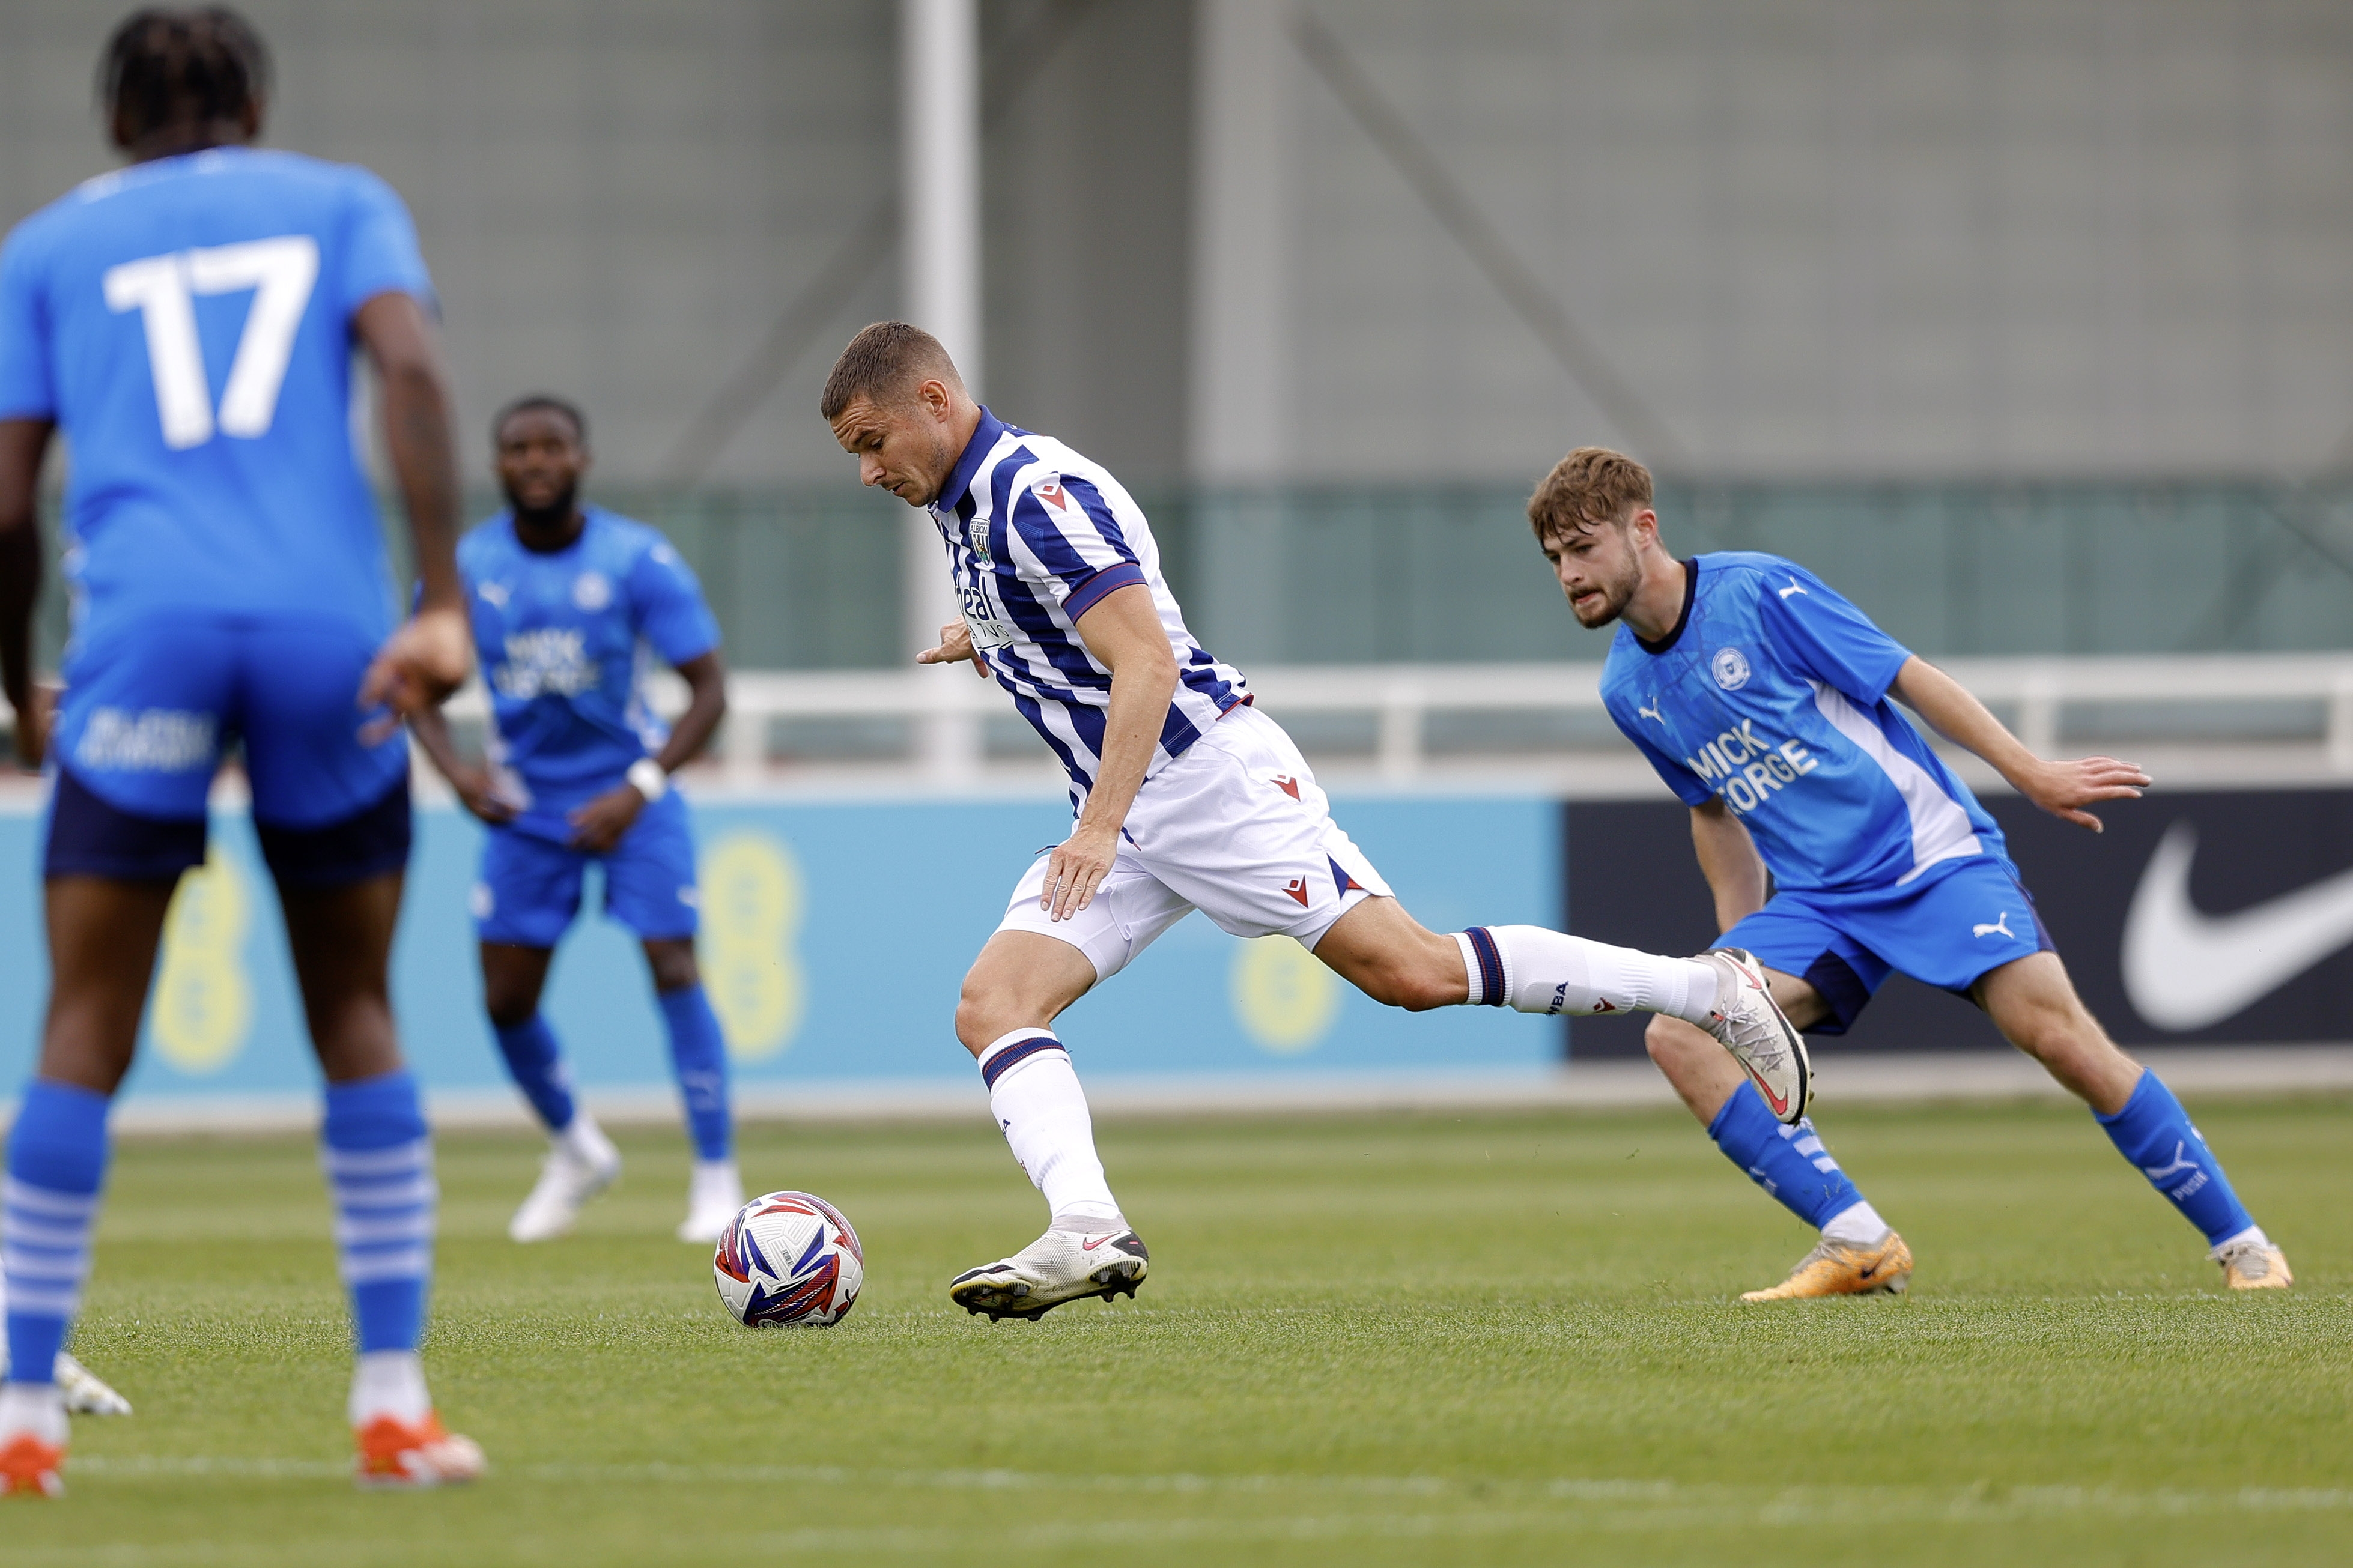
[2121, 820, 2353, 1031]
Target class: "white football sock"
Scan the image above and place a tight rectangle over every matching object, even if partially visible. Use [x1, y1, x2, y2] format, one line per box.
[977, 1029, 1122, 1230]
[1457, 926, 1719, 1023]
[347, 1349, 430, 1426]
[0, 1382, 66, 1445]
[1821, 1200, 1892, 1246]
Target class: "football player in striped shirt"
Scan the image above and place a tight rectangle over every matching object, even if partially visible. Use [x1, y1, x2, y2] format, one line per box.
[823, 321, 1810, 1320]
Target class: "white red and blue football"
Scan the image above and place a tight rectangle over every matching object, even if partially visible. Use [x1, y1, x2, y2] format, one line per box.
[712, 1190, 864, 1328]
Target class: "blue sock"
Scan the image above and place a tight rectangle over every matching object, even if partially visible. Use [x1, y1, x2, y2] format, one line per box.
[3, 1080, 110, 1388]
[657, 985, 732, 1162]
[320, 1072, 435, 1355]
[492, 1014, 577, 1132]
[1707, 1082, 1866, 1229]
[2095, 1072, 2256, 1247]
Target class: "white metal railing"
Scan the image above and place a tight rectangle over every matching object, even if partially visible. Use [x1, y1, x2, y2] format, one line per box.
[430, 652, 2353, 786]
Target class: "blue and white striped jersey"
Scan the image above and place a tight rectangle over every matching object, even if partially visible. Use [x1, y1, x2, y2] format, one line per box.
[929, 408, 1248, 805]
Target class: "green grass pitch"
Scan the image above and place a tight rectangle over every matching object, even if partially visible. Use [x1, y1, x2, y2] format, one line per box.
[11, 1094, 2351, 1566]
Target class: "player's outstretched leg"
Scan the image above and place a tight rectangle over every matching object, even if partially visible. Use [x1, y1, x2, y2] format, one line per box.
[0, 1081, 108, 1498]
[1981, 954, 2289, 1289]
[324, 1073, 484, 1486]
[1316, 903, 1812, 1120]
[948, 1029, 1147, 1321]
[649, 951, 742, 1244]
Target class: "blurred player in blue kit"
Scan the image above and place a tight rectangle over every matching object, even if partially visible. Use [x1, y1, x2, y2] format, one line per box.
[408, 397, 741, 1246]
[1539, 447, 2292, 1298]
[0, 8, 482, 1494]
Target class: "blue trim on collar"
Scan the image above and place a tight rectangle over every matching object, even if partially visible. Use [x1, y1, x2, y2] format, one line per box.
[935, 406, 1006, 517]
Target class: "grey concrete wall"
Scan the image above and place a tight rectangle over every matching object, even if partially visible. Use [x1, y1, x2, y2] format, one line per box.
[982, 0, 1194, 483]
[0, 0, 898, 486]
[1194, 0, 2353, 482]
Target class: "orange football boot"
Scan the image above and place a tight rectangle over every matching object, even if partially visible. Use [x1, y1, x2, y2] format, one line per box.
[0, 1433, 65, 1498]
[354, 1411, 486, 1489]
[2216, 1237, 2293, 1291]
[1740, 1231, 1913, 1301]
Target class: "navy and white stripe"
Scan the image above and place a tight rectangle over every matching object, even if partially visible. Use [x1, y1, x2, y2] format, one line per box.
[930, 409, 1249, 807]
[322, 1138, 436, 1286]
[979, 1032, 1069, 1090]
[2, 1178, 97, 1322]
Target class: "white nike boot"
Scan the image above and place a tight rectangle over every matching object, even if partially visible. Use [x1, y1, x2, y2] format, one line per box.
[1698, 948, 1812, 1124]
[949, 1224, 1149, 1321]
[508, 1115, 622, 1243]
[677, 1159, 745, 1244]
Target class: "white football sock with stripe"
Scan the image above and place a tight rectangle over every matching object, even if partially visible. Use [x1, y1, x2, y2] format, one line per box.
[977, 1029, 1122, 1232]
[1455, 925, 1719, 1023]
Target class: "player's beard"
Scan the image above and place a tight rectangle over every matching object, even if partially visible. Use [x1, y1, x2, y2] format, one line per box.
[508, 479, 578, 533]
[1568, 553, 1643, 628]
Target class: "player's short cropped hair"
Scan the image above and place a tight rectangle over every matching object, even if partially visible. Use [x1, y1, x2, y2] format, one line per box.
[1527, 447, 1655, 542]
[820, 321, 964, 421]
[100, 7, 270, 142]
[493, 393, 588, 448]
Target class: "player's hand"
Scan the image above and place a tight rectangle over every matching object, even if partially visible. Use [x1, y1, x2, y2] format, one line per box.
[566, 781, 646, 854]
[447, 763, 518, 826]
[360, 604, 473, 742]
[10, 681, 55, 771]
[2021, 754, 2151, 832]
[916, 619, 989, 678]
[1041, 819, 1119, 922]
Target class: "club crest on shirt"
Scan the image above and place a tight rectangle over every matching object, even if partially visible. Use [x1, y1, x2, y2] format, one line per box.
[476, 580, 509, 608]
[1711, 646, 1752, 691]
[968, 516, 994, 566]
[572, 571, 613, 612]
[1034, 477, 1070, 512]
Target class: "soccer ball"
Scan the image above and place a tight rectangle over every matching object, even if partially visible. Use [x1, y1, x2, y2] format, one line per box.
[712, 1190, 864, 1328]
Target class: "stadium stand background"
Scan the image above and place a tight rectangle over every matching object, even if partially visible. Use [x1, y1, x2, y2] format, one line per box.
[7, 0, 2353, 674]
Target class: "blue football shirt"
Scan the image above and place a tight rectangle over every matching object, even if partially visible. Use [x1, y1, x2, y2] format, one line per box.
[0, 146, 434, 648]
[1599, 552, 2005, 893]
[459, 507, 721, 840]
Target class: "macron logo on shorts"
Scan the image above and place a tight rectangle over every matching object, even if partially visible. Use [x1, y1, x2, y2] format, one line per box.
[74, 707, 215, 772]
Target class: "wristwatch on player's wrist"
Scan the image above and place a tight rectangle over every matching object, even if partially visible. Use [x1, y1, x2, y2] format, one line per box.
[626, 757, 668, 802]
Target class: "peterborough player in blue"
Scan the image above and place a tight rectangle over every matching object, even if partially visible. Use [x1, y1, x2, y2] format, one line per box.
[0, 11, 481, 1494]
[1542, 446, 2290, 1298]
[408, 396, 739, 1246]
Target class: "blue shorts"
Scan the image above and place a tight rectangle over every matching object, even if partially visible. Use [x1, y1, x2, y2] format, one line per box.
[472, 789, 700, 948]
[1719, 853, 2053, 1035]
[45, 616, 411, 884]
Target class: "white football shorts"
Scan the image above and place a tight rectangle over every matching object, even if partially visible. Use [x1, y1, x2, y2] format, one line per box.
[998, 703, 1394, 980]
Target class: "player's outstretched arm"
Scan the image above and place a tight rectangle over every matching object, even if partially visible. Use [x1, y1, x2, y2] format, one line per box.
[1690, 800, 1770, 934]
[1890, 655, 2150, 832]
[353, 292, 470, 726]
[0, 417, 55, 769]
[1040, 584, 1178, 922]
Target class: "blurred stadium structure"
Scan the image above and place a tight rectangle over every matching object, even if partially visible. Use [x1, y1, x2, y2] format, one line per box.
[9, 0, 2352, 781]
[5, 1, 2353, 1115]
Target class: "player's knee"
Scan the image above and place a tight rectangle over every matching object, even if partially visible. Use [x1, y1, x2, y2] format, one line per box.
[953, 981, 1009, 1056]
[1358, 954, 1456, 1012]
[1643, 1013, 1686, 1064]
[482, 990, 536, 1030]
[645, 941, 700, 993]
